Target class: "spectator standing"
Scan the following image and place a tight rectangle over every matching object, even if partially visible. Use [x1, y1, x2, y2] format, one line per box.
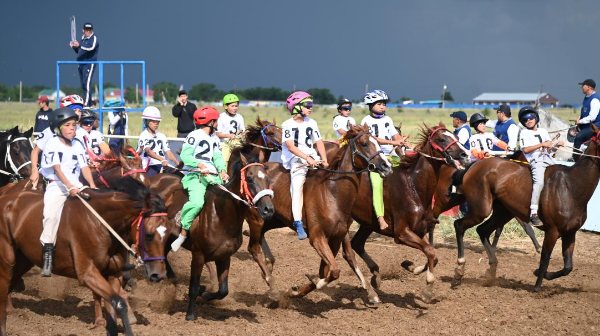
[574, 79, 600, 161]
[34, 96, 53, 133]
[171, 90, 197, 160]
[107, 103, 128, 154]
[69, 22, 99, 107]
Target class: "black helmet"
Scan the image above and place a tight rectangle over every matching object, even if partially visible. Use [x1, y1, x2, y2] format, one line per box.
[49, 107, 78, 134]
[80, 109, 98, 120]
[469, 112, 489, 128]
[337, 98, 352, 111]
[518, 106, 539, 127]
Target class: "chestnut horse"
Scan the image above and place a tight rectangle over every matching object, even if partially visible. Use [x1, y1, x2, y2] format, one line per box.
[245, 124, 393, 302]
[451, 124, 600, 292]
[0, 177, 170, 336]
[183, 146, 275, 321]
[0, 127, 34, 185]
[85, 145, 149, 188]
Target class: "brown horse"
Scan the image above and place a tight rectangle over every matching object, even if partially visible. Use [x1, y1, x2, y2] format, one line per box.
[240, 116, 282, 164]
[0, 127, 34, 185]
[184, 146, 275, 321]
[86, 145, 149, 188]
[245, 124, 393, 302]
[451, 124, 600, 292]
[0, 177, 170, 336]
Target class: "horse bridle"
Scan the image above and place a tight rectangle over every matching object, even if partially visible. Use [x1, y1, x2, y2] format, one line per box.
[426, 127, 461, 166]
[259, 124, 282, 151]
[239, 163, 274, 206]
[132, 211, 168, 262]
[349, 131, 383, 172]
[0, 135, 32, 180]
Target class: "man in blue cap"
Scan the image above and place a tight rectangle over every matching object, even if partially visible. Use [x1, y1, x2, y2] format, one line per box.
[69, 22, 99, 107]
[450, 110, 471, 149]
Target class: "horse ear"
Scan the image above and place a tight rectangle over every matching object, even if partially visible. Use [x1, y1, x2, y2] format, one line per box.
[592, 123, 599, 133]
[272, 117, 276, 125]
[396, 122, 402, 135]
[240, 152, 249, 166]
[439, 121, 447, 128]
[24, 127, 33, 138]
[10, 126, 18, 136]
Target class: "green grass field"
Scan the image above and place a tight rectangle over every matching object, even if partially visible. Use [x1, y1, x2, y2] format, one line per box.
[0, 102, 580, 141]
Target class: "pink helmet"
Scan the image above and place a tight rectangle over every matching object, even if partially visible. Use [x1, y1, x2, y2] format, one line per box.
[286, 91, 312, 113]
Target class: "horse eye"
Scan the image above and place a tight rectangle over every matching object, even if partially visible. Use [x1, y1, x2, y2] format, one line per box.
[361, 142, 368, 148]
[268, 132, 275, 136]
[145, 233, 154, 241]
[439, 138, 447, 143]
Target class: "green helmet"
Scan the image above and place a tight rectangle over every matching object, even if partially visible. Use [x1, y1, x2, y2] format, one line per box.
[223, 93, 240, 106]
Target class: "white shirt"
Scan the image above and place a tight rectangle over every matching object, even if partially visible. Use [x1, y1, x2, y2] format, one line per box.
[33, 127, 56, 151]
[281, 117, 322, 169]
[108, 111, 129, 136]
[332, 115, 356, 138]
[40, 137, 88, 183]
[580, 92, 600, 124]
[456, 127, 471, 147]
[469, 133, 504, 161]
[136, 130, 171, 167]
[520, 127, 551, 162]
[217, 112, 245, 142]
[182, 130, 221, 174]
[485, 119, 520, 149]
[81, 129, 105, 157]
[360, 115, 398, 155]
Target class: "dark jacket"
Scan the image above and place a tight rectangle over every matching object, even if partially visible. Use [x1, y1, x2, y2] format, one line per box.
[34, 108, 53, 133]
[172, 102, 197, 134]
[72, 33, 99, 62]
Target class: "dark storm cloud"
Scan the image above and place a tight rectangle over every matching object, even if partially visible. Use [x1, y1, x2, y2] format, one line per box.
[0, 0, 597, 104]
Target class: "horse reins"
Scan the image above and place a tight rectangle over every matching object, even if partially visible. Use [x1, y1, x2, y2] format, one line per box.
[0, 135, 32, 180]
[216, 162, 274, 207]
[131, 211, 169, 262]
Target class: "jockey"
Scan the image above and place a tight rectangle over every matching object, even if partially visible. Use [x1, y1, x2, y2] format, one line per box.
[79, 110, 111, 164]
[468, 112, 509, 161]
[282, 91, 329, 240]
[332, 98, 356, 138]
[137, 106, 179, 177]
[360, 89, 403, 231]
[171, 106, 229, 251]
[518, 106, 564, 227]
[216, 93, 246, 162]
[39, 107, 97, 276]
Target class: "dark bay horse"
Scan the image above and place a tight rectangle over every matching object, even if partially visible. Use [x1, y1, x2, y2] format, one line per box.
[451, 124, 600, 292]
[245, 124, 393, 302]
[86, 145, 149, 188]
[183, 146, 275, 321]
[240, 116, 282, 164]
[0, 177, 170, 336]
[0, 127, 33, 185]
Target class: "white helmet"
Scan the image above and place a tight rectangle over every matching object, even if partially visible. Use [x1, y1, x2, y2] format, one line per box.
[142, 106, 162, 121]
[364, 90, 389, 105]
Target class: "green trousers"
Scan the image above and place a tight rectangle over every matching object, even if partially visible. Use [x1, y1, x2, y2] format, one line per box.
[370, 155, 400, 218]
[180, 173, 223, 230]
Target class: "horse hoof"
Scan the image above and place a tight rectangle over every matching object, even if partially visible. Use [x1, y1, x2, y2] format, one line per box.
[401, 260, 415, 272]
[533, 269, 540, 277]
[128, 313, 137, 325]
[422, 285, 434, 303]
[288, 287, 300, 298]
[368, 296, 381, 304]
[13, 279, 26, 293]
[185, 314, 197, 321]
[533, 286, 542, 293]
[126, 278, 137, 290]
[94, 318, 106, 328]
[370, 273, 382, 290]
[454, 266, 464, 280]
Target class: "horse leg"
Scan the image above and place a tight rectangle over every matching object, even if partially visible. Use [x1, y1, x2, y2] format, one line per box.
[491, 226, 503, 249]
[7, 255, 31, 315]
[394, 226, 437, 303]
[261, 235, 276, 274]
[475, 205, 513, 285]
[533, 228, 560, 292]
[204, 262, 219, 293]
[341, 232, 380, 304]
[185, 252, 205, 321]
[350, 225, 381, 289]
[79, 267, 134, 336]
[104, 276, 136, 325]
[453, 207, 488, 285]
[91, 293, 107, 328]
[292, 235, 341, 297]
[0, 247, 15, 336]
[201, 258, 231, 301]
[517, 217, 542, 253]
[247, 221, 275, 288]
[544, 231, 575, 280]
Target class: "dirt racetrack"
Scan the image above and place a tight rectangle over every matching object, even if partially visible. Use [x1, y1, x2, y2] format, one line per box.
[7, 226, 600, 336]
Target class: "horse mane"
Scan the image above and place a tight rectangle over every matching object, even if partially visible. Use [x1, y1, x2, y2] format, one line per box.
[244, 116, 270, 144]
[397, 124, 439, 168]
[110, 176, 166, 213]
[325, 126, 363, 171]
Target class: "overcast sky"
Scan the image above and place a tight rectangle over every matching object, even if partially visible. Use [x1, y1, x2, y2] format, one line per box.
[1, 0, 598, 104]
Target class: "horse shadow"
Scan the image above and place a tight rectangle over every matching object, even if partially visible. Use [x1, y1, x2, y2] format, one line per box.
[440, 274, 584, 294]
[169, 298, 259, 323]
[11, 295, 95, 325]
[434, 241, 532, 256]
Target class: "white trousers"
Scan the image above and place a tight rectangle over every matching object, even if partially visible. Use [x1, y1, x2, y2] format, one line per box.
[289, 155, 319, 222]
[529, 155, 555, 213]
[40, 181, 82, 245]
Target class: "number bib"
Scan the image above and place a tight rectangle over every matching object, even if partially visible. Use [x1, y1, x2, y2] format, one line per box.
[137, 130, 171, 167]
[281, 117, 322, 169]
[182, 130, 221, 174]
[40, 137, 88, 183]
[217, 112, 245, 142]
[520, 128, 551, 162]
[360, 115, 398, 155]
[332, 115, 356, 138]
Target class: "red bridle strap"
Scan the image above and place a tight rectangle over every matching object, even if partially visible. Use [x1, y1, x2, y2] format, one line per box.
[427, 127, 458, 153]
[240, 163, 267, 205]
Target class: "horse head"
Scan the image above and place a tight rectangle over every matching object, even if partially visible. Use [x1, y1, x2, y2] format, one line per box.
[237, 152, 275, 219]
[587, 124, 600, 167]
[1, 127, 33, 180]
[346, 123, 393, 177]
[119, 145, 148, 185]
[422, 122, 471, 169]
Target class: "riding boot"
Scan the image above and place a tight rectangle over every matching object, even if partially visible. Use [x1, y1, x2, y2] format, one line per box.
[293, 221, 308, 240]
[529, 214, 543, 228]
[41, 243, 55, 277]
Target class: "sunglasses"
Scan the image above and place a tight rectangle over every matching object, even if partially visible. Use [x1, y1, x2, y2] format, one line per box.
[341, 106, 352, 111]
[81, 119, 94, 126]
[300, 101, 314, 109]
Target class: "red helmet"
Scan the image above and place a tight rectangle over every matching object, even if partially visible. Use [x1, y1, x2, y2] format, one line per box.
[194, 106, 220, 125]
[60, 94, 84, 108]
